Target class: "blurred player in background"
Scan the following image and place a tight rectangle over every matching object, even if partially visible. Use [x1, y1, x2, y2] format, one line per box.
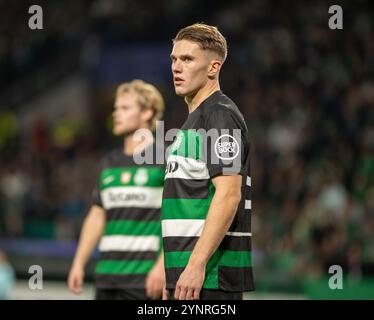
[68, 80, 166, 300]
[162, 23, 254, 300]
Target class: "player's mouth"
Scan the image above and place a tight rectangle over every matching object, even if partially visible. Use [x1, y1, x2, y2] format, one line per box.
[174, 77, 184, 85]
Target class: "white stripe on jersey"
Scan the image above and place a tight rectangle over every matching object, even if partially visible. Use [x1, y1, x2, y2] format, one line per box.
[101, 186, 163, 210]
[225, 231, 252, 237]
[165, 155, 210, 180]
[245, 200, 252, 210]
[246, 176, 251, 186]
[99, 235, 160, 252]
[162, 219, 205, 237]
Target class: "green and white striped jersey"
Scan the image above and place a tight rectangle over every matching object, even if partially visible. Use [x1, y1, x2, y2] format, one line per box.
[161, 90, 254, 292]
[92, 143, 165, 289]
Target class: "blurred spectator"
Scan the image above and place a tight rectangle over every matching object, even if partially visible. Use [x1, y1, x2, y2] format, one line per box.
[0, 251, 15, 300]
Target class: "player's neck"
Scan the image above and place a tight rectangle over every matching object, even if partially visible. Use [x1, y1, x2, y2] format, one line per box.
[123, 129, 154, 156]
[186, 81, 220, 113]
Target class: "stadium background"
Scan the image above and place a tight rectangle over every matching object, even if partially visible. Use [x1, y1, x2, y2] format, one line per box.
[0, 0, 373, 299]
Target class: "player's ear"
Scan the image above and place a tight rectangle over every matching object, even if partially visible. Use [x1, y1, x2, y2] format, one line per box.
[141, 108, 154, 124]
[207, 59, 222, 79]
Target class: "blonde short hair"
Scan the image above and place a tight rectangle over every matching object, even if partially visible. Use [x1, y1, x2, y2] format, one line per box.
[116, 79, 164, 131]
[173, 23, 227, 62]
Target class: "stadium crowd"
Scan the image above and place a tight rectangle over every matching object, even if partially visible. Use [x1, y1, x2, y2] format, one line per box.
[0, 0, 373, 291]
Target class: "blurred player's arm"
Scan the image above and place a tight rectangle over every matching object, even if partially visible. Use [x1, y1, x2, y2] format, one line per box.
[145, 252, 165, 299]
[173, 174, 241, 300]
[68, 205, 105, 294]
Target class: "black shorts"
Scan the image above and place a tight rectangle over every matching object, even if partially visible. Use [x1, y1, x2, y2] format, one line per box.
[95, 288, 149, 300]
[168, 289, 243, 300]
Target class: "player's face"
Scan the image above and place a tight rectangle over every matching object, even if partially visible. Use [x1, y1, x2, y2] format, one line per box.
[112, 92, 143, 136]
[171, 40, 211, 97]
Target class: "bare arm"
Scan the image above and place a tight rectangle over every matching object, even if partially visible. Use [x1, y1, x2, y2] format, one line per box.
[68, 205, 106, 294]
[145, 252, 165, 299]
[173, 174, 242, 300]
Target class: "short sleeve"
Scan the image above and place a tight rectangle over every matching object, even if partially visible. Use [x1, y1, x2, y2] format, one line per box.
[202, 107, 247, 178]
[91, 181, 103, 208]
[91, 157, 106, 208]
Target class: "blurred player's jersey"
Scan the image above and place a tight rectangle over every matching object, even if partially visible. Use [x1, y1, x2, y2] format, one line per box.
[92, 142, 165, 289]
[161, 90, 254, 292]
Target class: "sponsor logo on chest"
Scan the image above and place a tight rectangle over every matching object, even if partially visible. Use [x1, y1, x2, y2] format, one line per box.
[121, 172, 132, 184]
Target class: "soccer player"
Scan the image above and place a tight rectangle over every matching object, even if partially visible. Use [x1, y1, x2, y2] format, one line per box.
[162, 23, 254, 300]
[68, 80, 166, 300]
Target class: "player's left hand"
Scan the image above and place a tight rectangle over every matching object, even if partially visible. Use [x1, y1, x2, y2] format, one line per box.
[145, 262, 165, 299]
[174, 262, 205, 300]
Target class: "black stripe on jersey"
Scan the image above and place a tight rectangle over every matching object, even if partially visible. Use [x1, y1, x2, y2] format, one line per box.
[163, 237, 198, 252]
[102, 144, 166, 169]
[165, 266, 254, 292]
[163, 235, 251, 252]
[100, 251, 158, 261]
[163, 178, 210, 199]
[218, 266, 255, 292]
[106, 207, 161, 222]
[95, 274, 146, 289]
[219, 235, 252, 251]
[227, 212, 251, 233]
[165, 267, 184, 290]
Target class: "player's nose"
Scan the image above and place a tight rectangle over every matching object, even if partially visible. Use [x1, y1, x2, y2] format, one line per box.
[172, 60, 182, 73]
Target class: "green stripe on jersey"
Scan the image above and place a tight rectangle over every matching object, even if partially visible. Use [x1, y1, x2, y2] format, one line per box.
[95, 260, 154, 275]
[161, 182, 215, 219]
[104, 220, 161, 236]
[161, 198, 212, 220]
[100, 167, 164, 189]
[164, 250, 252, 269]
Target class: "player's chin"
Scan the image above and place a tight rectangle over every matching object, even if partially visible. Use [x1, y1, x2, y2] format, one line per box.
[174, 86, 186, 96]
[113, 127, 126, 136]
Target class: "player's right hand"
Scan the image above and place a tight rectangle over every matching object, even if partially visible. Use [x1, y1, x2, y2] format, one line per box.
[162, 286, 169, 300]
[68, 265, 84, 294]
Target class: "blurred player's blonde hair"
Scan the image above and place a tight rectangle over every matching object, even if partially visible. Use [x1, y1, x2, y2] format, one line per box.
[173, 23, 227, 63]
[116, 79, 164, 131]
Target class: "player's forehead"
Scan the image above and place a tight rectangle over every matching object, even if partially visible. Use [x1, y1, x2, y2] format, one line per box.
[114, 91, 139, 107]
[171, 39, 202, 57]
